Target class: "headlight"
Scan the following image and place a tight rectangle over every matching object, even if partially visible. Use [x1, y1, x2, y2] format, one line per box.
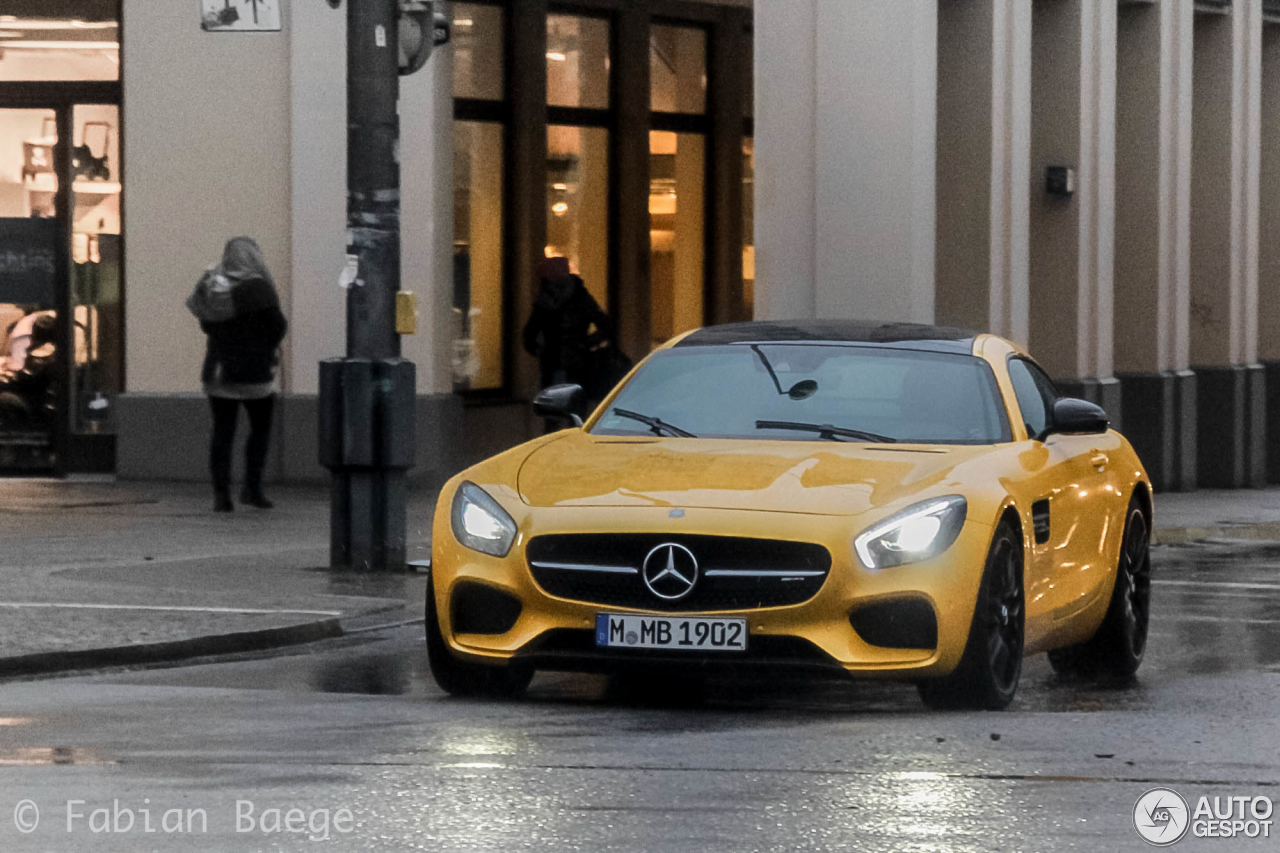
[451, 482, 517, 557]
[854, 496, 967, 570]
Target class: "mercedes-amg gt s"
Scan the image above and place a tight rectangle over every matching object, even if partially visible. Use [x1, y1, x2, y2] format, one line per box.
[427, 321, 1153, 709]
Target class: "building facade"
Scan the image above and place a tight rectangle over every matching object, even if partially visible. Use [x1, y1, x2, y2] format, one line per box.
[2, 0, 1279, 493]
[756, 0, 1280, 492]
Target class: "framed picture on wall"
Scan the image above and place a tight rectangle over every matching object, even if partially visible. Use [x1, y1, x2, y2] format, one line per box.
[200, 0, 282, 32]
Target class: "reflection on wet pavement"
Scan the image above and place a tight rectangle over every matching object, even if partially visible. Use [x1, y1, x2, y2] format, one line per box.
[2, 538, 1271, 853]
[0, 746, 113, 766]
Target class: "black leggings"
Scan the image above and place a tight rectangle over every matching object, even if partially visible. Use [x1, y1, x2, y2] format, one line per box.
[208, 395, 275, 494]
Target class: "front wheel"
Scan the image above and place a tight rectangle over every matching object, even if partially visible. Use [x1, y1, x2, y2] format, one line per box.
[918, 519, 1024, 711]
[425, 577, 533, 698]
[1048, 496, 1151, 678]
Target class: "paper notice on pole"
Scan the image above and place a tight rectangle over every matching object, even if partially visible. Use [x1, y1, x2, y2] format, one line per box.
[339, 254, 360, 289]
[375, 24, 387, 47]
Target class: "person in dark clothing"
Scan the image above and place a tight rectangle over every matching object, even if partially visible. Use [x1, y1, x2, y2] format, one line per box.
[522, 257, 618, 407]
[0, 313, 57, 429]
[187, 237, 288, 512]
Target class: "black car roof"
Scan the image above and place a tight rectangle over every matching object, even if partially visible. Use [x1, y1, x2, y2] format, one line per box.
[673, 320, 980, 354]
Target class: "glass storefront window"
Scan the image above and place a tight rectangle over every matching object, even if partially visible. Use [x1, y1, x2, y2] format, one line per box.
[452, 2, 504, 101]
[649, 130, 704, 349]
[650, 25, 706, 115]
[71, 104, 122, 434]
[0, 15, 119, 82]
[453, 121, 505, 391]
[743, 137, 755, 318]
[0, 108, 59, 466]
[547, 15, 610, 110]
[547, 125, 609, 309]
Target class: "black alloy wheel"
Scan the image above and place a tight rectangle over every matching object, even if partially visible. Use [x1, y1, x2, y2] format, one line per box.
[1048, 495, 1151, 678]
[918, 519, 1024, 711]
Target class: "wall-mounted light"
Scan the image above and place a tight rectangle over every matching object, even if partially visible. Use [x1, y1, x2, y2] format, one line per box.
[1, 40, 118, 50]
[546, 51, 566, 62]
[1045, 166, 1075, 199]
[0, 19, 116, 30]
[552, 183, 568, 191]
[551, 202, 569, 216]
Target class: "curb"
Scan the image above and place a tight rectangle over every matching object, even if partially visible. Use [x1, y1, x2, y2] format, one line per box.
[0, 616, 344, 679]
[1154, 521, 1280, 546]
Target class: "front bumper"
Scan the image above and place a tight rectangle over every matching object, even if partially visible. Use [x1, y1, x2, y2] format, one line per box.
[430, 505, 993, 679]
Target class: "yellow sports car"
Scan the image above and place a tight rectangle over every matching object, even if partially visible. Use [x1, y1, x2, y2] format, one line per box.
[427, 321, 1153, 709]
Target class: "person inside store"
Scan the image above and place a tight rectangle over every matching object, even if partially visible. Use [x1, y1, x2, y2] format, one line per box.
[522, 256, 628, 419]
[0, 312, 57, 429]
[187, 237, 288, 512]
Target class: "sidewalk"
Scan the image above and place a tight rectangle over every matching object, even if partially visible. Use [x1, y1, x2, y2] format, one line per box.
[0, 477, 1275, 678]
[0, 478, 436, 677]
[1152, 487, 1280, 544]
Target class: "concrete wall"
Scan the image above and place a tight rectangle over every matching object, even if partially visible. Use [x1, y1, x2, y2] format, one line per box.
[122, 0, 293, 394]
[754, 0, 936, 324]
[118, 0, 459, 484]
[287, 0, 345, 396]
[1259, 25, 1280, 361]
[935, 0, 1031, 341]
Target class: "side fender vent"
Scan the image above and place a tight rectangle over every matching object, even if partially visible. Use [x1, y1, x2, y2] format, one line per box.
[1032, 499, 1051, 545]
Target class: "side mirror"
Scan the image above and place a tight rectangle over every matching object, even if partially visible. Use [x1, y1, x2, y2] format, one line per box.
[1044, 397, 1109, 438]
[532, 383, 584, 427]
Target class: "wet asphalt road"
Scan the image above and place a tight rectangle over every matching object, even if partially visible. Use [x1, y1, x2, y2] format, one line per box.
[0, 541, 1278, 852]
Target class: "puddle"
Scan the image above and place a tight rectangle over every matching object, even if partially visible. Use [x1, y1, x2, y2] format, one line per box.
[313, 657, 409, 696]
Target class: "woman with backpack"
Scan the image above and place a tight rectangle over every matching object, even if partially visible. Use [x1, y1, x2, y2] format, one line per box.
[187, 237, 288, 512]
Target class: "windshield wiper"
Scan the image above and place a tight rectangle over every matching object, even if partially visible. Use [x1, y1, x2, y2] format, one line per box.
[756, 420, 897, 443]
[612, 408, 697, 438]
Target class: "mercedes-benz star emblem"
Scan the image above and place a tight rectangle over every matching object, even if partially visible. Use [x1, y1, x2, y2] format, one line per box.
[641, 543, 699, 601]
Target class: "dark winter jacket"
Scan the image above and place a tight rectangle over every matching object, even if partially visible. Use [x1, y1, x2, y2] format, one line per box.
[522, 275, 614, 387]
[199, 277, 288, 387]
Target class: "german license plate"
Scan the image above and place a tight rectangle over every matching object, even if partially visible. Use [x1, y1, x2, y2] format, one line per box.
[595, 613, 747, 651]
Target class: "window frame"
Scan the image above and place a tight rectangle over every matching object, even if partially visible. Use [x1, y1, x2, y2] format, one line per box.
[1006, 355, 1060, 441]
[450, 0, 753, 404]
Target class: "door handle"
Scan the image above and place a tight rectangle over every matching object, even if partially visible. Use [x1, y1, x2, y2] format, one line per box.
[1090, 452, 1109, 471]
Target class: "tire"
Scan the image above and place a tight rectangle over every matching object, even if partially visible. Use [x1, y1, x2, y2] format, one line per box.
[1047, 495, 1151, 678]
[918, 519, 1024, 711]
[425, 577, 533, 698]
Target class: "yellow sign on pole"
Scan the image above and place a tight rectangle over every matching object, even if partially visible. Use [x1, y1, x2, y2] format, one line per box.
[395, 291, 418, 335]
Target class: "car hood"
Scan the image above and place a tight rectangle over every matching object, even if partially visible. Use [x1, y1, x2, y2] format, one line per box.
[515, 431, 990, 516]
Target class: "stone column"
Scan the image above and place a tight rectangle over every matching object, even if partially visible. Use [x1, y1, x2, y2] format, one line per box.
[1189, 0, 1265, 488]
[1027, 0, 1121, 422]
[754, 0, 936, 323]
[1260, 19, 1280, 481]
[1113, 0, 1197, 491]
[935, 0, 1032, 344]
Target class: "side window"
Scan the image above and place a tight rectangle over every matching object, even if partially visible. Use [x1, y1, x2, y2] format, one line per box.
[1008, 358, 1056, 439]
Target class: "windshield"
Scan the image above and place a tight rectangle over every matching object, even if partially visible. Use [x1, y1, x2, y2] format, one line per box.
[590, 344, 1012, 444]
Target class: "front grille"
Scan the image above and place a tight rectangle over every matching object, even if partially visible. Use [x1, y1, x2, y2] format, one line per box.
[526, 533, 832, 612]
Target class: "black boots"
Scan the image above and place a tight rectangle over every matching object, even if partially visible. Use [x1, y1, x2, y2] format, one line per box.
[239, 486, 274, 509]
[213, 486, 273, 511]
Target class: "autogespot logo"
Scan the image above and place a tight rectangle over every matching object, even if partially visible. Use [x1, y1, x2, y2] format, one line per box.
[1134, 788, 1191, 846]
